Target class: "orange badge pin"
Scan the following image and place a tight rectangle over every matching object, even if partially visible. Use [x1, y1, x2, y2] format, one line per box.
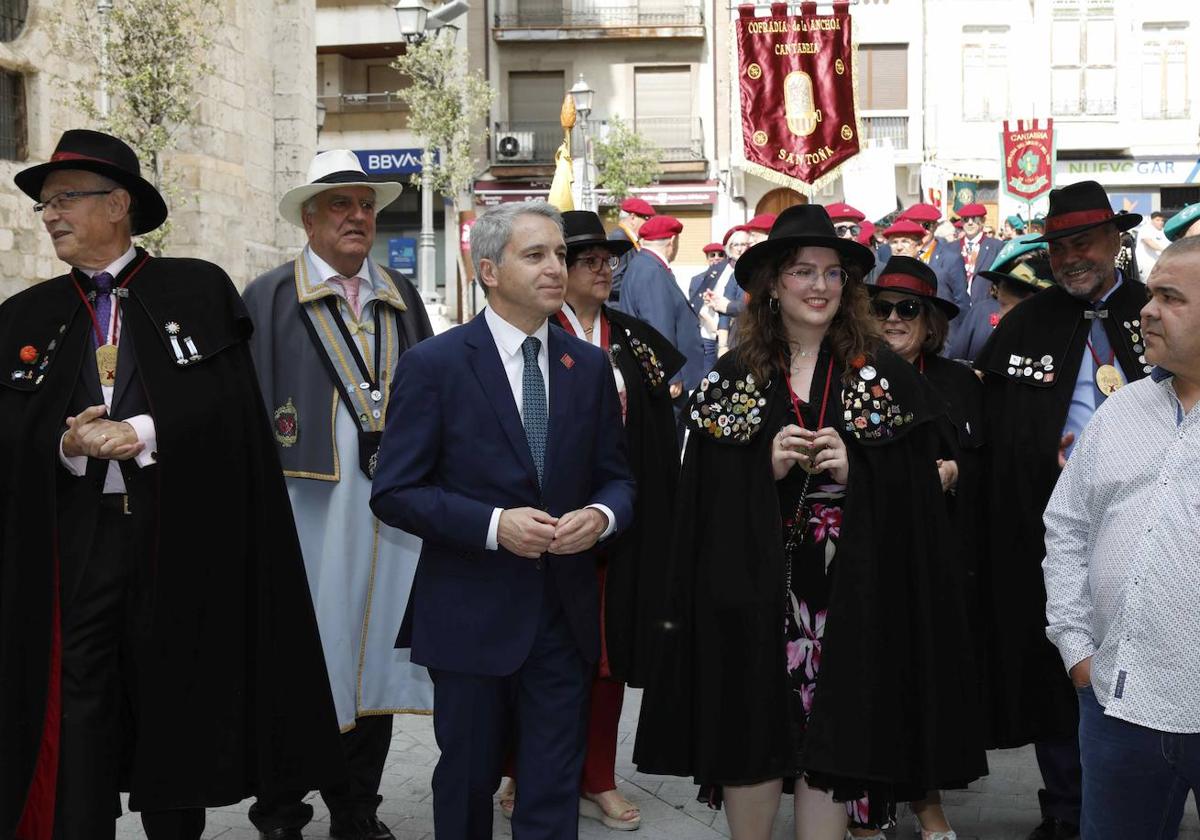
[19, 345, 38, 364]
[560, 353, 574, 369]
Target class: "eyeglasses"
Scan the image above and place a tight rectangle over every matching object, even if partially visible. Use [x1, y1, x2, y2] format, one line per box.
[34, 190, 116, 214]
[574, 254, 620, 274]
[871, 298, 924, 321]
[834, 223, 861, 237]
[780, 265, 848, 286]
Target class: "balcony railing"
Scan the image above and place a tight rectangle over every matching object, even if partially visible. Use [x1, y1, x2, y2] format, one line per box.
[493, 121, 564, 164]
[860, 115, 909, 150]
[493, 117, 705, 165]
[631, 117, 704, 162]
[495, 0, 702, 28]
[318, 92, 408, 115]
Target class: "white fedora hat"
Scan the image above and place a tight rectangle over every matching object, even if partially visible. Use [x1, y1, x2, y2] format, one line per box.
[278, 149, 404, 227]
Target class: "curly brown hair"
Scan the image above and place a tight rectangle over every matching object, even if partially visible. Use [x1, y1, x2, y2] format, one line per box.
[735, 244, 881, 384]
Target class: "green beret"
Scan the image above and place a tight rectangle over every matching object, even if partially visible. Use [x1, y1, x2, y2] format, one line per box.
[990, 233, 1047, 273]
[1165, 202, 1200, 242]
[1005, 214, 1026, 232]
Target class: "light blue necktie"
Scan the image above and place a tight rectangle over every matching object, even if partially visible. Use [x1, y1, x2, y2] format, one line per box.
[1087, 306, 1113, 405]
[521, 336, 546, 485]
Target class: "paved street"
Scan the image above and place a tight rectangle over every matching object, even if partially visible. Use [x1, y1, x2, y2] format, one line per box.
[118, 688, 1200, 840]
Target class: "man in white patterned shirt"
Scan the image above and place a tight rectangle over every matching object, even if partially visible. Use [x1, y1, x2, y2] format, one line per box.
[1043, 235, 1200, 840]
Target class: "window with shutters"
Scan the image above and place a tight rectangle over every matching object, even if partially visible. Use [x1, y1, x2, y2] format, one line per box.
[1050, 0, 1116, 116]
[0, 0, 26, 41]
[1142, 23, 1188, 119]
[857, 44, 908, 149]
[961, 26, 1008, 121]
[498, 71, 565, 163]
[0, 70, 25, 161]
[634, 66, 700, 160]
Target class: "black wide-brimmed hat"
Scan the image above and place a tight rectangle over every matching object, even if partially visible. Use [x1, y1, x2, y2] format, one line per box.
[734, 204, 876, 292]
[1029, 180, 1140, 243]
[866, 255, 960, 319]
[15, 129, 168, 235]
[562, 210, 633, 259]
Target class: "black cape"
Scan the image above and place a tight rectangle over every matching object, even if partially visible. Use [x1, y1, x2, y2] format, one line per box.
[973, 278, 1150, 747]
[633, 346, 986, 792]
[592, 306, 685, 688]
[0, 254, 343, 835]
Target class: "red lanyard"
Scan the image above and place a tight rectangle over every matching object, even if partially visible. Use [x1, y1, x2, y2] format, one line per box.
[917, 353, 926, 374]
[784, 355, 835, 429]
[1086, 339, 1114, 368]
[555, 307, 610, 350]
[69, 253, 150, 346]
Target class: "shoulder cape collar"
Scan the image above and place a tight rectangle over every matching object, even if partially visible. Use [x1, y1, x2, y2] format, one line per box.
[292, 251, 408, 312]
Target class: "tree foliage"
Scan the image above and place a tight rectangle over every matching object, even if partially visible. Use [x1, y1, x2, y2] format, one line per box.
[55, 0, 217, 253]
[593, 117, 661, 213]
[392, 33, 495, 200]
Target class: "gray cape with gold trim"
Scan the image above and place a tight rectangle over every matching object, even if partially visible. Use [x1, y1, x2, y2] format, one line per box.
[242, 255, 433, 481]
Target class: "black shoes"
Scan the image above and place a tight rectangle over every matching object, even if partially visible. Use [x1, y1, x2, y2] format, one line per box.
[1027, 817, 1080, 840]
[329, 815, 396, 840]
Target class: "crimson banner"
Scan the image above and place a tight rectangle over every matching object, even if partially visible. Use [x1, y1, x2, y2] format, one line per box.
[1000, 119, 1056, 203]
[736, 1, 859, 188]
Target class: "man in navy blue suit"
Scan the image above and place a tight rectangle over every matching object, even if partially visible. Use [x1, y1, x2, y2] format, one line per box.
[370, 201, 636, 840]
[958, 202, 1002, 305]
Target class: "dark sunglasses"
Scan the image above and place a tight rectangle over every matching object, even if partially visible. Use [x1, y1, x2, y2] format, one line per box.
[918, 221, 938, 231]
[871, 298, 924, 321]
[834, 223, 861, 237]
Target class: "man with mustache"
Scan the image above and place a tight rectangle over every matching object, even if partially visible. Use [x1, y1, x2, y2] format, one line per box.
[974, 180, 1153, 840]
[1043, 235, 1200, 840]
[242, 150, 435, 840]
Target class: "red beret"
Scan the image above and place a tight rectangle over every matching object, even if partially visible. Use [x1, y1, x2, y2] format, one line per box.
[957, 202, 986, 218]
[855, 220, 875, 246]
[899, 203, 941, 223]
[744, 213, 777, 233]
[702, 242, 725, 255]
[882, 219, 926, 239]
[639, 215, 683, 241]
[953, 219, 964, 229]
[825, 202, 865, 222]
[620, 197, 657, 217]
[721, 225, 745, 246]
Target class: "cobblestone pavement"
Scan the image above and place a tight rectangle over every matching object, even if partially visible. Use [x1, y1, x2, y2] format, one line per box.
[118, 688, 1200, 840]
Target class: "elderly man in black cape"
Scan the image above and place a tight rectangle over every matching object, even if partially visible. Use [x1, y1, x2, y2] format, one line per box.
[973, 180, 1152, 840]
[0, 129, 343, 840]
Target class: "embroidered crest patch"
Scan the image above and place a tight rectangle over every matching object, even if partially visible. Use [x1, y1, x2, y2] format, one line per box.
[274, 397, 299, 447]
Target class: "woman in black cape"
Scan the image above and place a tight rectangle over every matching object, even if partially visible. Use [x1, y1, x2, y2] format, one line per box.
[867, 255, 985, 839]
[633, 206, 986, 840]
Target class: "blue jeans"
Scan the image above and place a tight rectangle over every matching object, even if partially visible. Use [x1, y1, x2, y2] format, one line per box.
[1079, 684, 1200, 839]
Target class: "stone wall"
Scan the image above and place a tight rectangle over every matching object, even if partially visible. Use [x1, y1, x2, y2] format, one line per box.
[0, 0, 317, 301]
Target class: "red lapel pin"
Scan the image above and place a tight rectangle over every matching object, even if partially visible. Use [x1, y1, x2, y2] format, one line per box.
[560, 353, 574, 369]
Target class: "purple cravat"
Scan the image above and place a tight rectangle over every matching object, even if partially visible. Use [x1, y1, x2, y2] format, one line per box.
[92, 271, 114, 348]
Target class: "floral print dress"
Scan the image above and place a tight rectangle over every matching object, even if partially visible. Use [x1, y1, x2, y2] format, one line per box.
[777, 412, 893, 830]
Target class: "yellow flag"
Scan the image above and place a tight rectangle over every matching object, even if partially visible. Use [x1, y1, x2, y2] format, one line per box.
[547, 94, 577, 212]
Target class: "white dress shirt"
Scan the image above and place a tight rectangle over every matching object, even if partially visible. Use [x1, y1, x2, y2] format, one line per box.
[1044, 370, 1200, 732]
[59, 245, 158, 493]
[307, 247, 378, 314]
[482, 306, 615, 550]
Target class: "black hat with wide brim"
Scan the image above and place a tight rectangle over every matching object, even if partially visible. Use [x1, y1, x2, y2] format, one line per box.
[562, 210, 634, 259]
[1029, 180, 1140, 243]
[734, 204, 876, 293]
[15, 129, 168, 235]
[866, 255, 960, 319]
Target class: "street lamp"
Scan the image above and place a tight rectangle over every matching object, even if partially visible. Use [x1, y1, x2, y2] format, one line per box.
[568, 74, 595, 211]
[392, 0, 470, 306]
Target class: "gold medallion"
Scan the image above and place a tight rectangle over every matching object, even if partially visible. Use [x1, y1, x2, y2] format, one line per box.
[1096, 363, 1123, 396]
[800, 443, 824, 475]
[96, 343, 118, 384]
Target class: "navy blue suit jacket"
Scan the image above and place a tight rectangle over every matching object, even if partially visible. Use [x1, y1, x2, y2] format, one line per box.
[370, 312, 636, 676]
[687, 259, 727, 316]
[617, 250, 705, 390]
[967, 236, 1002, 306]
